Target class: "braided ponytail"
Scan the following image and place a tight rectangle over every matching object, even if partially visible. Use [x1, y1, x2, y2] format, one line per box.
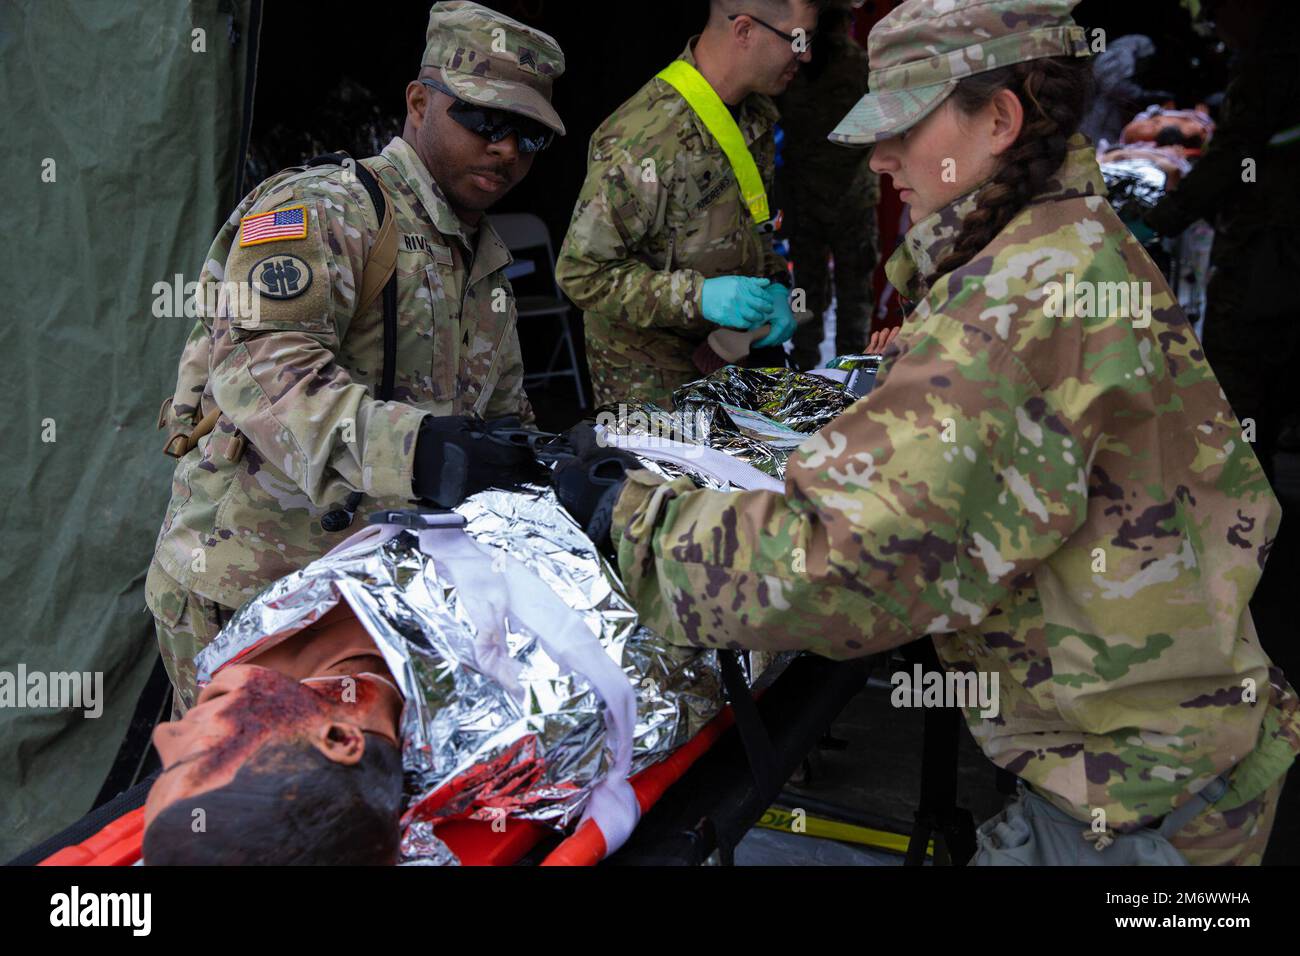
[931, 56, 1093, 278]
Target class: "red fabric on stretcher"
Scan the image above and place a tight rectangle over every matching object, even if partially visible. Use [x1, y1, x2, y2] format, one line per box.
[37, 704, 741, 867]
[39, 807, 146, 867]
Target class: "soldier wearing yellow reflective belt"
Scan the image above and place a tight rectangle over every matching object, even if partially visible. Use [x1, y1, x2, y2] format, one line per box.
[556, 0, 824, 408]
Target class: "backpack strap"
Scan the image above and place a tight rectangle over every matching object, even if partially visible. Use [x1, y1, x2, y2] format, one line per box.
[304, 153, 400, 531]
[161, 405, 221, 458]
[1154, 773, 1232, 840]
[305, 152, 398, 403]
[357, 198, 397, 321]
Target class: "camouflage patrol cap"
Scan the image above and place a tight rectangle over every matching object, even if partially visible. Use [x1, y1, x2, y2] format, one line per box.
[829, 0, 1091, 147]
[423, 1, 566, 135]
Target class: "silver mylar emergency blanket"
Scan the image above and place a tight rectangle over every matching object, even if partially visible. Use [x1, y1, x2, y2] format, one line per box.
[1101, 157, 1170, 220]
[194, 487, 733, 865]
[192, 364, 871, 865]
[594, 362, 878, 483]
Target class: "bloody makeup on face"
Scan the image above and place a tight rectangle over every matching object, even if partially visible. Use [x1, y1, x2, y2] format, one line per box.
[145, 665, 350, 828]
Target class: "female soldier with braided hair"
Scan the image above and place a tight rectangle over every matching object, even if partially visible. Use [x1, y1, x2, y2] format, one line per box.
[552, 0, 1300, 864]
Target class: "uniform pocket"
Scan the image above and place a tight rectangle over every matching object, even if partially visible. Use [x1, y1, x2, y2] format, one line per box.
[226, 199, 334, 336]
[395, 258, 455, 406]
[145, 558, 189, 629]
[161, 452, 196, 533]
[423, 262, 458, 403]
[211, 452, 249, 534]
[470, 320, 514, 417]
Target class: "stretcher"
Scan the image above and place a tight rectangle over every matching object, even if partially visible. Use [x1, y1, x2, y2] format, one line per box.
[12, 653, 874, 867]
[18, 367, 917, 868]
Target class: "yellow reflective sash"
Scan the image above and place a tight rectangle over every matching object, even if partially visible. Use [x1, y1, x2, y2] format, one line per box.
[655, 60, 771, 225]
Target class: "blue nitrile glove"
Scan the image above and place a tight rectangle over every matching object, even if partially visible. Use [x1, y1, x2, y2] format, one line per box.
[701, 276, 773, 329]
[754, 283, 796, 347]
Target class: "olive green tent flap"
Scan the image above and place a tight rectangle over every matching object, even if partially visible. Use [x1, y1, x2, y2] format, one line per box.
[0, 0, 258, 860]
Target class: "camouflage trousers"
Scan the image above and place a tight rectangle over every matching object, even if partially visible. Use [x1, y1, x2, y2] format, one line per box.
[788, 203, 878, 371]
[144, 558, 237, 716]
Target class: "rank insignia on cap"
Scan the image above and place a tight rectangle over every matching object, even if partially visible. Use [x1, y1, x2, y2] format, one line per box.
[239, 205, 308, 247]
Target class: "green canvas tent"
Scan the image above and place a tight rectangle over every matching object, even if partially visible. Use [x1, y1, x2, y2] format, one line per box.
[1, 0, 260, 860]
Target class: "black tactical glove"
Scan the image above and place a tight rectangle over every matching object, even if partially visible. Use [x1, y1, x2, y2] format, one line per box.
[551, 423, 640, 552]
[411, 415, 543, 507]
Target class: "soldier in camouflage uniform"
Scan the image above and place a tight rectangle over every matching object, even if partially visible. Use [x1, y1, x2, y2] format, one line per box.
[147, 1, 567, 711]
[556, 0, 1300, 864]
[556, 0, 823, 408]
[1144, 0, 1300, 486]
[776, 0, 880, 370]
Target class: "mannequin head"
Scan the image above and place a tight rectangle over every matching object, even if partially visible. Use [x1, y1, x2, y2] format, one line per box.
[142, 665, 404, 865]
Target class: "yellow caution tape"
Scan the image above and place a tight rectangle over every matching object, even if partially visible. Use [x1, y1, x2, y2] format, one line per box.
[757, 806, 933, 858]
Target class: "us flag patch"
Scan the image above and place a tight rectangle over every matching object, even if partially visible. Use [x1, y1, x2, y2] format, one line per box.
[239, 205, 308, 247]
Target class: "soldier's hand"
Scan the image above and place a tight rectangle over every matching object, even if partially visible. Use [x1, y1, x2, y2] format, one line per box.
[701, 276, 774, 329]
[754, 283, 796, 348]
[411, 415, 543, 508]
[863, 325, 900, 354]
[551, 423, 640, 554]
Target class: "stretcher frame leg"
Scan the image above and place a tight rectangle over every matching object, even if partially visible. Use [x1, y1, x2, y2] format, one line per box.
[903, 640, 977, 866]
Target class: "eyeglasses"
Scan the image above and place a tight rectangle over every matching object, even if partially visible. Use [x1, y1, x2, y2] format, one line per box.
[728, 13, 815, 50]
[419, 77, 555, 153]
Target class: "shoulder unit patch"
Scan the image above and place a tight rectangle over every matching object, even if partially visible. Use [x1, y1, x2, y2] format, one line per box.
[249, 254, 312, 300]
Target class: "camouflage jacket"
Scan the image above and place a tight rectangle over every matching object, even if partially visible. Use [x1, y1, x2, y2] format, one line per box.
[555, 39, 789, 374]
[612, 137, 1300, 829]
[775, 31, 879, 219]
[152, 136, 532, 610]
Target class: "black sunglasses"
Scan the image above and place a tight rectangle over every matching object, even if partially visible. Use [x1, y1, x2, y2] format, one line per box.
[728, 13, 815, 49]
[419, 77, 555, 153]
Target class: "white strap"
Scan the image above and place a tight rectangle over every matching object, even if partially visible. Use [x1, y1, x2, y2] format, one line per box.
[326, 513, 642, 853]
[416, 526, 526, 700]
[323, 523, 403, 559]
[322, 511, 471, 560]
[597, 428, 784, 492]
[415, 524, 641, 855]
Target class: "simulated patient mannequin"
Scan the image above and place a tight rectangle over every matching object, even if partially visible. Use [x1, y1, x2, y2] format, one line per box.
[1119, 105, 1213, 149]
[142, 605, 407, 865]
[139, 460, 778, 864]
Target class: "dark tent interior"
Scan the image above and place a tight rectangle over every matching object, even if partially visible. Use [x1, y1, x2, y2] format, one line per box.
[245, 0, 1233, 427]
